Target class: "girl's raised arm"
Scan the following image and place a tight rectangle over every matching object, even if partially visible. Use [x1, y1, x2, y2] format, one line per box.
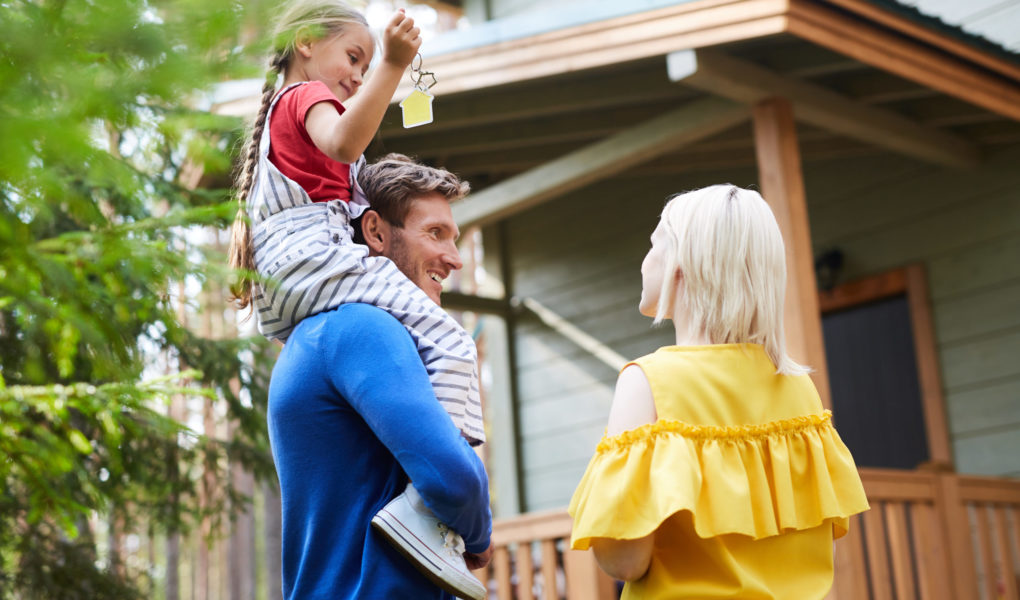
[306, 10, 421, 163]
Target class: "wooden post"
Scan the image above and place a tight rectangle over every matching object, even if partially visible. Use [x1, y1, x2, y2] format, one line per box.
[753, 98, 848, 600]
[935, 472, 979, 598]
[831, 513, 868, 600]
[562, 549, 617, 600]
[751, 97, 831, 408]
[904, 264, 954, 468]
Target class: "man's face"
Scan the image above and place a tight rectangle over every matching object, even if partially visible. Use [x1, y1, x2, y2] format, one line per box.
[383, 193, 463, 305]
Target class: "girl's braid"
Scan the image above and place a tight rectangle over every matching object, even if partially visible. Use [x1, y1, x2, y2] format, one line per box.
[228, 53, 287, 311]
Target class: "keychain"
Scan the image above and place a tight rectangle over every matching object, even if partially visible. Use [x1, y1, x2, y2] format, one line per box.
[400, 53, 437, 129]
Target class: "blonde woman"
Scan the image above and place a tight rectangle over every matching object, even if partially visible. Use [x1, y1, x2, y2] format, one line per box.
[569, 185, 869, 599]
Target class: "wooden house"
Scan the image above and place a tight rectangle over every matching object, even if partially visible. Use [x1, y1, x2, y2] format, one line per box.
[210, 0, 1020, 597]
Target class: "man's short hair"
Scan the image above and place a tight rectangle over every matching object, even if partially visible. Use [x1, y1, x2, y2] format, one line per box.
[357, 154, 470, 228]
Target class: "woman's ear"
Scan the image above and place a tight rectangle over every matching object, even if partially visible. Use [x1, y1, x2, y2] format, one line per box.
[360, 210, 388, 255]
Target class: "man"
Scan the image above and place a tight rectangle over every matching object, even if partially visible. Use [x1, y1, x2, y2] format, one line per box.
[267, 154, 493, 599]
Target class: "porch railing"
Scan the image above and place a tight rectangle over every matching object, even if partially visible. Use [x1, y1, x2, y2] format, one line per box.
[474, 468, 1020, 600]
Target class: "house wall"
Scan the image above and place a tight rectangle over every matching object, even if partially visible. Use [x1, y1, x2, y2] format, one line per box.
[805, 143, 1020, 479]
[502, 142, 1020, 512]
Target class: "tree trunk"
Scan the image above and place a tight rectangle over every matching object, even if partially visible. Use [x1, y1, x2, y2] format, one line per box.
[229, 449, 256, 600]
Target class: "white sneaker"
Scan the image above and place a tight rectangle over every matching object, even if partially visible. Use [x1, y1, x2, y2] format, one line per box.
[371, 483, 487, 600]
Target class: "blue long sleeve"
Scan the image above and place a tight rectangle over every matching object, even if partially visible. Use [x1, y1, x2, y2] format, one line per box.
[268, 303, 491, 600]
[322, 304, 492, 552]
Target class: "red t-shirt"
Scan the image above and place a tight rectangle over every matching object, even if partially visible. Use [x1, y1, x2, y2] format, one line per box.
[268, 81, 351, 203]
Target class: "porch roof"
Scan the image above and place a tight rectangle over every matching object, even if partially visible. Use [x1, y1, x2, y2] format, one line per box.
[424, 0, 1020, 64]
[351, 0, 1020, 230]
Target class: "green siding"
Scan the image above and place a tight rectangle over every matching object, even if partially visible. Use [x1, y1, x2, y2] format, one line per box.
[505, 168, 756, 511]
[927, 233, 1020, 300]
[804, 144, 1020, 476]
[947, 378, 1020, 437]
[935, 280, 1020, 342]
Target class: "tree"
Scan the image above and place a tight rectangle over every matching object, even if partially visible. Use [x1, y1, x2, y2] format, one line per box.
[0, 0, 276, 597]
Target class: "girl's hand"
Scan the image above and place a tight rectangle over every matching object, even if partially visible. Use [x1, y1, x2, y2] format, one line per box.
[382, 9, 422, 69]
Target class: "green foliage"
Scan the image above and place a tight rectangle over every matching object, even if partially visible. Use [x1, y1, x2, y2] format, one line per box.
[0, 0, 277, 597]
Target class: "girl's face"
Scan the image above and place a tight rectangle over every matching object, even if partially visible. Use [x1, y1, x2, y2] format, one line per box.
[301, 24, 374, 102]
[639, 222, 675, 318]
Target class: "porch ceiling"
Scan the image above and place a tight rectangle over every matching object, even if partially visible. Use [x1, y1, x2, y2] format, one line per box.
[371, 32, 1020, 223]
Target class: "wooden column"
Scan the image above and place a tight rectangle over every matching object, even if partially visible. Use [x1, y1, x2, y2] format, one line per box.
[751, 97, 831, 408]
[904, 265, 954, 468]
[753, 97, 845, 600]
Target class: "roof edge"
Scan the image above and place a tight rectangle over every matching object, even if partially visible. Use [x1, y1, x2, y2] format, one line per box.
[826, 0, 1020, 79]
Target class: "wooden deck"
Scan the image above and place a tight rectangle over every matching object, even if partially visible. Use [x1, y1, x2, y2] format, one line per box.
[472, 468, 1020, 599]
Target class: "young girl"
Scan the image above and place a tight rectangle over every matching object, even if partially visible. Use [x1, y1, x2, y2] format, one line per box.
[227, 2, 485, 598]
[568, 185, 870, 599]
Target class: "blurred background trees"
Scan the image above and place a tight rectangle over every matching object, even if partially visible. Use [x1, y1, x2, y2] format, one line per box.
[0, 0, 279, 597]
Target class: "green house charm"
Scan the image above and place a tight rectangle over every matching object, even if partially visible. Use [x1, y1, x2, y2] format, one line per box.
[400, 89, 435, 128]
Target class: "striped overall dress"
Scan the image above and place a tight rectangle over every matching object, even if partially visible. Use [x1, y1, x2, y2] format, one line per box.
[247, 83, 484, 445]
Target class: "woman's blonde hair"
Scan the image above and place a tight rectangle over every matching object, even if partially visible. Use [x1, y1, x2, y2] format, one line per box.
[227, 0, 370, 311]
[653, 184, 808, 375]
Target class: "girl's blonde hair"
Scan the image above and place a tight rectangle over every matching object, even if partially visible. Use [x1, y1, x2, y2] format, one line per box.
[227, 0, 370, 310]
[653, 184, 808, 375]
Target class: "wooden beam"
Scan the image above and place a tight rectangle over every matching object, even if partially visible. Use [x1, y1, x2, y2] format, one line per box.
[439, 141, 582, 176]
[934, 472, 980, 599]
[519, 296, 629, 372]
[835, 71, 940, 105]
[443, 126, 889, 180]
[385, 101, 670, 158]
[818, 268, 906, 314]
[380, 63, 697, 138]
[788, 0, 1020, 123]
[751, 97, 832, 409]
[440, 291, 511, 316]
[752, 41, 870, 79]
[453, 97, 747, 229]
[670, 49, 980, 168]
[393, 0, 789, 99]
[817, 0, 1020, 85]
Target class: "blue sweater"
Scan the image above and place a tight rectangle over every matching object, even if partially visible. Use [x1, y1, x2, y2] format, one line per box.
[268, 304, 492, 599]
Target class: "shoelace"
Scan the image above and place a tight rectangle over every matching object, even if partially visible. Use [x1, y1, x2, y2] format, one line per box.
[437, 523, 466, 557]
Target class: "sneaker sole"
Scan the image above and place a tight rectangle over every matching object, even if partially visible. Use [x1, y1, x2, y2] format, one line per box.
[371, 509, 487, 600]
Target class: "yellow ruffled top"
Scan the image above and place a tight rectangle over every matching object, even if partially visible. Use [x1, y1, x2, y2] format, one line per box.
[568, 344, 869, 599]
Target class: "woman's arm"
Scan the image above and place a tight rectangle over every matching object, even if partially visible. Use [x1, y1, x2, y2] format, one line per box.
[592, 536, 655, 582]
[605, 364, 657, 436]
[590, 364, 658, 580]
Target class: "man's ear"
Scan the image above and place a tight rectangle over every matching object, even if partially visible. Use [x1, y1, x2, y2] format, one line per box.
[360, 210, 388, 256]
